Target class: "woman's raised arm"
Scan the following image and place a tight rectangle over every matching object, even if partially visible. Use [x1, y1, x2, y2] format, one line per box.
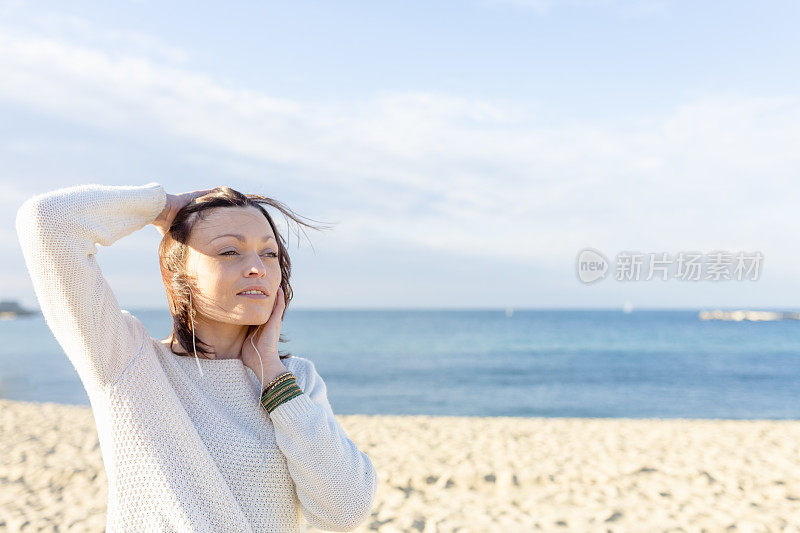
[15, 182, 167, 392]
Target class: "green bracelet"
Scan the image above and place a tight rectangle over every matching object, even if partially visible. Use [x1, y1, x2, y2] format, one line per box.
[260, 374, 304, 413]
[262, 383, 303, 413]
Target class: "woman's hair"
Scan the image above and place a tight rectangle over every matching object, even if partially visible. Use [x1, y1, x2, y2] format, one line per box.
[157, 186, 331, 360]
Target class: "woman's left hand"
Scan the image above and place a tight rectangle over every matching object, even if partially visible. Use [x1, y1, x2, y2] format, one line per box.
[240, 285, 288, 388]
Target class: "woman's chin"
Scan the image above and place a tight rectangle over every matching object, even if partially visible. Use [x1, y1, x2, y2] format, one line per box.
[237, 310, 270, 323]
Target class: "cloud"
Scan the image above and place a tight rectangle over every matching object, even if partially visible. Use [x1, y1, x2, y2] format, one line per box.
[0, 8, 189, 64]
[0, 14, 798, 274]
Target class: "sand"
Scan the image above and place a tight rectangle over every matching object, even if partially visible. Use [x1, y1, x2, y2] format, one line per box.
[1, 399, 799, 532]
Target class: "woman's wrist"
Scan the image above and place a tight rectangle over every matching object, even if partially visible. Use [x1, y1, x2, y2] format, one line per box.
[153, 193, 173, 224]
[253, 361, 289, 390]
[262, 369, 292, 391]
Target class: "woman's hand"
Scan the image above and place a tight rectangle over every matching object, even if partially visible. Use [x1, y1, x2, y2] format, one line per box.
[240, 285, 288, 388]
[152, 188, 216, 237]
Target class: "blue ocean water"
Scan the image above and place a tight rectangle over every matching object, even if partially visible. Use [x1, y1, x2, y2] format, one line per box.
[1, 309, 797, 419]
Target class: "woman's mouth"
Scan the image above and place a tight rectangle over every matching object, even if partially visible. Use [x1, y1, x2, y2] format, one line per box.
[238, 293, 268, 299]
[237, 290, 268, 299]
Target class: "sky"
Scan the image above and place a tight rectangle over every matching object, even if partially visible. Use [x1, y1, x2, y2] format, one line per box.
[2, 0, 799, 310]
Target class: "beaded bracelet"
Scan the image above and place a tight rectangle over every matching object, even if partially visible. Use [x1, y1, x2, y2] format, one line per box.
[264, 370, 293, 392]
[260, 372, 304, 413]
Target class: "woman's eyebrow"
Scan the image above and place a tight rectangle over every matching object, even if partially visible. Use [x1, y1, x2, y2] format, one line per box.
[210, 233, 276, 243]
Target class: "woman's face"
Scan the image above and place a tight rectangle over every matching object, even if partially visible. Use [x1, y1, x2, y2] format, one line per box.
[185, 206, 281, 325]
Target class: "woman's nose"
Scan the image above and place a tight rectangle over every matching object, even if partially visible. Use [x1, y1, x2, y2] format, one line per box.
[246, 254, 267, 274]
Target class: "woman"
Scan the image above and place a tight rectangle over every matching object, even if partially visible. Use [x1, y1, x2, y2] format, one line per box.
[15, 182, 378, 532]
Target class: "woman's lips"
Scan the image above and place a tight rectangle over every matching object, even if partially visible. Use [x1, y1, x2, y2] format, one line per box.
[237, 293, 268, 299]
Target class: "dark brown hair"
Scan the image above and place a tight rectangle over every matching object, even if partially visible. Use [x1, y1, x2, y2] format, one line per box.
[157, 186, 331, 360]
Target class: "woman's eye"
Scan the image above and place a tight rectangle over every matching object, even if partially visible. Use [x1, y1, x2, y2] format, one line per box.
[220, 250, 277, 257]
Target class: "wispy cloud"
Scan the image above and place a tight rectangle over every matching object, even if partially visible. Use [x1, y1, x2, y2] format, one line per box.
[1, 12, 798, 274]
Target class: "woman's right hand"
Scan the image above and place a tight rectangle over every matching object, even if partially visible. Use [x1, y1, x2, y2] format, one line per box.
[152, 188, 216, 236]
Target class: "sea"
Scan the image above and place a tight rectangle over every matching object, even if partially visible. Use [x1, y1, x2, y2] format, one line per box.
[1, 309, 797, 419]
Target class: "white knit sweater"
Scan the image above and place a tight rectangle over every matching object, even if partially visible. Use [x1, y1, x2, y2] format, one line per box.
[15, 182, 378, 532]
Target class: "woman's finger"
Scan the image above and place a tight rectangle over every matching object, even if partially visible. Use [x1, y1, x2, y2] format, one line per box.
[273, 287, 285, 315]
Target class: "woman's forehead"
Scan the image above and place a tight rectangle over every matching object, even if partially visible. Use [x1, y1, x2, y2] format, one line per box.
[194, 207, 273, 241]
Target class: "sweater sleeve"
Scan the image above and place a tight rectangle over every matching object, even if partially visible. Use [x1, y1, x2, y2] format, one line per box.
[268, 358, 378, 532]
[14, 182, 167, 391]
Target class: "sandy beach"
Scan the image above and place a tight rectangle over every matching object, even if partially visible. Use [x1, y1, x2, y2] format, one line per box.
[1, 398, 799, 532]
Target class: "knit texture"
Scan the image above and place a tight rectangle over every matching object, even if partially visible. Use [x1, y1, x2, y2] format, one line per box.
[15, 182, 378, 532]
